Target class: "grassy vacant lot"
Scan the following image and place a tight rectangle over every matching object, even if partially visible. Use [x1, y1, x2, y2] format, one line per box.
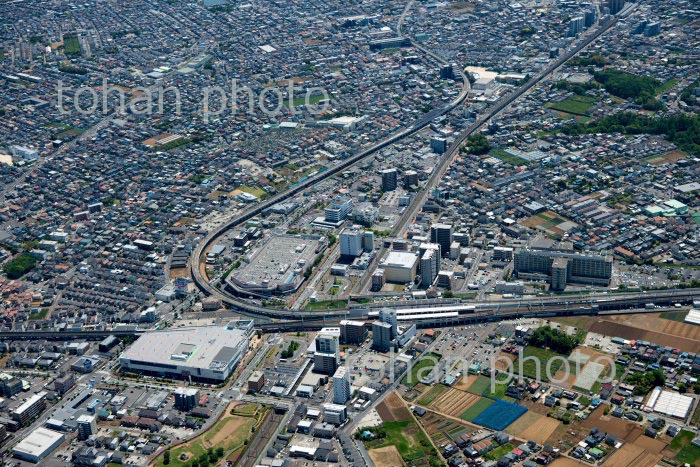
[546, 95, 596, 116]
[660, 310, 689, 322]
[466, 374, 513, 400]
[403, 353, 441, 387]
[63, 35, 81, 56]
[365, 420, 439, 465]
[514, 346, 565, 382]
[460, 398, 494, 421]
[489, 148, 528, 165]
[485, 443, 515, 461]
[152, 403, 260, 467]
[284, 93, 326, 108]
[239, 185, 266, 198]
[418, 384, 448, 406]
[303, 299, 347, 311]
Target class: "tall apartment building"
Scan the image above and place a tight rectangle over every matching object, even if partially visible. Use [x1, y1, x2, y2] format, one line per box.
[340, 227, 363, 257]
[332, 366, 351, 405]
[340, 320, 368, 345]
[419, 243, 441, 288]
[372, 322, 393, 352]
[608, 0, 625, 14]
[380, 168, 398, 192]
[174, 387, 199, 411]
[314, 333, 340, 375]
[430, 223, 453, 258]
[404, 170, 419, 189]
[430, 137, 447, 154]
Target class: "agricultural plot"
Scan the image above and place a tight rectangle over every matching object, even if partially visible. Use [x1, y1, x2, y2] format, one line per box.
[506, 411, 561, 444]
[368, 445, 405, 467]
[418, 384, 448, 406]
[420, 410, 474, 447]
[472, 399, 527, 431]
[376, 391, 412, 422]
[603, 443, 662, 467]
[460, 398, 495, 422]
[428, 387, 482, 415]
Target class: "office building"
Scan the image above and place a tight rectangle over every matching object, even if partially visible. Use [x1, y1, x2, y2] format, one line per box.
[324, 197, 353, 223]
[493, 246, 514, 262]
[0, 373, 23, 397]
[119, 326, 249, 383]
[340, 320, 368, 345]
[430, 223, 453, 258]
[174, 387, 199, 410]
[247, 371, 265, 393]
[323, 404, 348, 425]
[12, 391, 47, 427]
[76, 414, 96, 441]
[608, 0, 625, 14]
[380, 251, 418, 283]
[372, 321, 393, 352]
[340, 227, 363, 257]
[333, 366, 351, 404]
[12, 427, 65, 463]
[380, 168, 398, 192]
[514, 248, 613, 290]
[431, 137, 448, 154]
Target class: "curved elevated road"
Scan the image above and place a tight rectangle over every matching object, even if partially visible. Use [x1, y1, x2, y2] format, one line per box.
[190, 4, 638, 320]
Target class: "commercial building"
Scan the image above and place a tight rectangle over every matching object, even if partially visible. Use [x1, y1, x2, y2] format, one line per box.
[12, 391, 47, 427]
[372, 321, 393, 352]
[380, 251, 418, 283]
[119, 326, 249, 383]
[174, 387, 199, 410]
[430, 224, 453, 258]
[340, 320, 368, 345]
[514, 248, 612, 290]
[226, 233, 325, 297]
[76, 414, 96, 440]
[12, 427, 65, 463]
[380, 168, 398, 192]
[333, 366, 351, 404]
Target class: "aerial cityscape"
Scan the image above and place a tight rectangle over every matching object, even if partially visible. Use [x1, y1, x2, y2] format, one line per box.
[0, 0, 699, 466]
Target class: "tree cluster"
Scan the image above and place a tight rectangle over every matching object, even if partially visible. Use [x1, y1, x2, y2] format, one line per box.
[529, 326, 580, 354]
